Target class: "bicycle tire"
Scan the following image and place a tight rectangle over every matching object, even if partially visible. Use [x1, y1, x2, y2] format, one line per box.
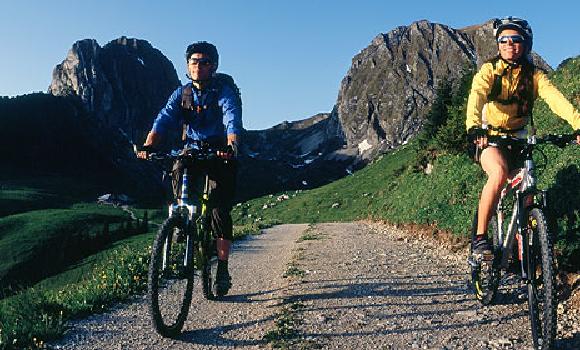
[526, 208, 557, 349]
[147, 215, 195, 337]
[469, 209, 499, 305]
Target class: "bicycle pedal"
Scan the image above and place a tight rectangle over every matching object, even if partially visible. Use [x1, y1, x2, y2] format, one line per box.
[481, 252, 494, 261]
[467, 256, 480, 268]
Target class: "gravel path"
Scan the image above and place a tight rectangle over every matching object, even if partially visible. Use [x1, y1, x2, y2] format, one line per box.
[282, 222, 580, 350]
[49, 224, 309, 350]
[48, 222, 580, 349]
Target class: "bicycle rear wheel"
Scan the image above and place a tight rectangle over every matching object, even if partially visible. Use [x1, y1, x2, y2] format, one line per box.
[147, 216, 195, 337]
[526, 208, 557, 349]
[469, 209, 499, 305]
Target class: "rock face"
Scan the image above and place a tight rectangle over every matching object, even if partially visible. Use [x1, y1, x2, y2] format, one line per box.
[238, 112, 351, 200]
[49, 37, 180, 144]
[42, 20, 556, 201]
[335, 19, 551, 159]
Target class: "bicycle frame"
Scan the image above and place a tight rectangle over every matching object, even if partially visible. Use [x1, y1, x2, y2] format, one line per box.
[161, 165, 211, 272]
[492, 135, 546, 281]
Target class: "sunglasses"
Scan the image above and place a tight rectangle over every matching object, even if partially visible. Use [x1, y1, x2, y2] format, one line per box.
[188, 57, 213, 66]
[497, 35, 525, 44]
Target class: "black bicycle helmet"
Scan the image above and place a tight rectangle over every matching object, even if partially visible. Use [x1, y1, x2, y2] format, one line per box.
[493, 17, 533, 54]
[185, 41, 219, 69]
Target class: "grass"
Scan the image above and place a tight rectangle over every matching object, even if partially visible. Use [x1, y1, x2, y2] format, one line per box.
[0, 172, 112, 218]
[283, 265, 306, 279]
[0, 206, 271, 350]
[263, 302, 307, 349]
[0, 204, 142, 295]
[296, 224, 322, 242]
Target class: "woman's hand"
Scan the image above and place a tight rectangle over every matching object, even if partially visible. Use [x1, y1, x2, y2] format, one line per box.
[475, 136, 488, 149]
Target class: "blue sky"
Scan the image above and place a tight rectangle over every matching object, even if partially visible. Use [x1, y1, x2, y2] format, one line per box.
[1, 0, 578, 130]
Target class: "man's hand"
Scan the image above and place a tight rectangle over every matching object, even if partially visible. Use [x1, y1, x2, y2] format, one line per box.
[136, 131, 162, 159]
[217, 144, 237, 160]
[137, 149, 149, 160]
[136, 144, 155, 159]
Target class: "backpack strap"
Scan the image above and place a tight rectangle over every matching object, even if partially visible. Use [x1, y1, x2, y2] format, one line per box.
[181, 84, 194, 111]
[487, 57, 536, 127]
[180, 85, 195, 142]
[487, 57, 506, 102]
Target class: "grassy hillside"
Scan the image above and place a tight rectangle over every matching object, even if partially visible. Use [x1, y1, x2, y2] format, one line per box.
[0, 204, 144, 293]
[0, 211, 268, 350]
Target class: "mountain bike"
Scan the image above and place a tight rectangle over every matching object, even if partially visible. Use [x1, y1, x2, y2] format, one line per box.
[468, 132, 577, 349]
[142, 142, 230, 337]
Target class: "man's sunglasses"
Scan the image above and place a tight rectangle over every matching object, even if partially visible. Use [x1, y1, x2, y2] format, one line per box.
[188, 57, 213, 66]
[497, 35, 525, 44]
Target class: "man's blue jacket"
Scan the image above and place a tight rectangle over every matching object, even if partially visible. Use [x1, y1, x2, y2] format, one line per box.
[152, 80, 242, 145]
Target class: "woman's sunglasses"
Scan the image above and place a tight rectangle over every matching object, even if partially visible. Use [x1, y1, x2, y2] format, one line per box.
[497, 35, 525, 44]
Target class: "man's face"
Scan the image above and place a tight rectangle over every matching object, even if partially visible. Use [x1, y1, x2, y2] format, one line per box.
[497, 29, 525, 62]
[187, 53, 215, 81]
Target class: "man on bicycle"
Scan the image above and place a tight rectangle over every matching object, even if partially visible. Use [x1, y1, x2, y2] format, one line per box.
[466, 17, 580, 255]
[139, 41, 242, 295]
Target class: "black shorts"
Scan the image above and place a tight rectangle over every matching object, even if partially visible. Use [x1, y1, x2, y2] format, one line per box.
[172, 159, 237, 240]
[469, 143, 524, 172]
[495, 143, 525, 172]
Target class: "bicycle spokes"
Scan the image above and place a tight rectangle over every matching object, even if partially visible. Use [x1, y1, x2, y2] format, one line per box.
[148, 217, 195, 337]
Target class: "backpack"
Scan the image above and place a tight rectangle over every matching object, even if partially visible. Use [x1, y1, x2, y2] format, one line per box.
[180, 73, 241, 141]
[486, 56, 536, 130]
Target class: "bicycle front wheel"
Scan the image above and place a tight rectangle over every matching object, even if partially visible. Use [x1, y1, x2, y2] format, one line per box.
[526, 208, 557, 349]
[147, 216, 195, 337]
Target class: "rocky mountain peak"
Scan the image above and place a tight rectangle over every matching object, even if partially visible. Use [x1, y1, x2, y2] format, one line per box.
[49, 37, 180, 144]
[336, 19, 551, 159]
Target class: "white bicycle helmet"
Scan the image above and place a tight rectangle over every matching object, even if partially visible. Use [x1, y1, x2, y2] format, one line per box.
[493, 17, 533, 54]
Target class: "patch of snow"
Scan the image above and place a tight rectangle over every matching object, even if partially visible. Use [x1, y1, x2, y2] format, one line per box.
[97, 193, 134, 206]
[304, 159, 314, 165]
[406, 64, 411, 73]
[277, 194, 290, 202]
[137, 57, 145, 66]
[357, 139, 373, 153]
[302, 180, 308, 186]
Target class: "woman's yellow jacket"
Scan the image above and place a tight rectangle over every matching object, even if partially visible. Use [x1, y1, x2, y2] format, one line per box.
[466, 58, 580, 132]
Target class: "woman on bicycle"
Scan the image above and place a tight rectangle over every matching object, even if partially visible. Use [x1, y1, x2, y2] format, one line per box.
[466, 17, 580, 255]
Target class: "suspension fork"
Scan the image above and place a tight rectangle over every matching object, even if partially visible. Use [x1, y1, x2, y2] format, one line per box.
[516, 191, 530, 280]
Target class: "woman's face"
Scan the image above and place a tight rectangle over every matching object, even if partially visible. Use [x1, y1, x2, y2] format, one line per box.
[497, 29, 525, 63]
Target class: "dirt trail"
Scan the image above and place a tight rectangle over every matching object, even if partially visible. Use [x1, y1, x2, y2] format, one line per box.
[49, 222, 580, 349]
[50, 224, 308, 350]
[282, 222, 580, 349]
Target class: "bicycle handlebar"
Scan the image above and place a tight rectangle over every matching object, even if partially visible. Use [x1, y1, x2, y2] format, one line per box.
[134, 142, 234, 165]
[486, 133, 577, 148]
[467, 128, 578, 148]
